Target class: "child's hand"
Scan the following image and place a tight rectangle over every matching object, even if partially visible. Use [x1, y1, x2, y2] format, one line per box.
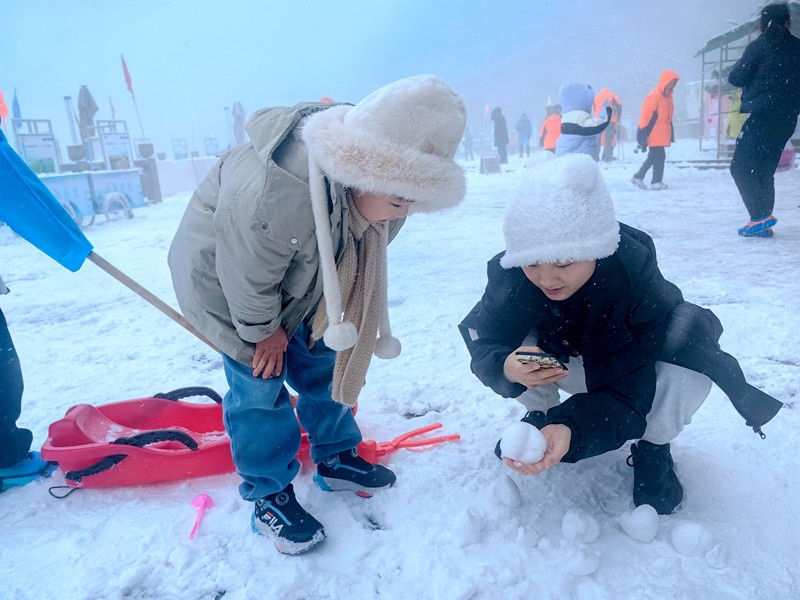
[503, 346, 569, 387]
[503, 424, 571, 476]
[252, 326, 289, 378]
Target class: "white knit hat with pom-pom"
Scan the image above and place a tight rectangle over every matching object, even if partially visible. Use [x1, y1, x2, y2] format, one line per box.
[501, 153, 620, 268]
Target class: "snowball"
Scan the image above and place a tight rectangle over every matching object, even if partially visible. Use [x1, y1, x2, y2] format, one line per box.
[515, 525, 540, 548]
[566, 548, 601, 576]
[670, 521, 714, 557]
[454, 509, 484, 548]
[561, 508, 600, 544]
[500, 421, 547, 464]
[492, 474, 522, 507]
[705, 544, 728, 569]
[619, 504, 660, 543]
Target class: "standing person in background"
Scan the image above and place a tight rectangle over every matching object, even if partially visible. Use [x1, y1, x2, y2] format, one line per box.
[463, 126, 475, 162]
[593, 88, 623, 161]
[491, 106, 509, 164]
[728, 2, 800, 238]
[169, 75, 467, 555]
[0, 273, 53, 492]
[631, 70, 680, 191]
[515, 113, 533, 157]
[539, 105, 562, 154]
[556, 82, 611, 160]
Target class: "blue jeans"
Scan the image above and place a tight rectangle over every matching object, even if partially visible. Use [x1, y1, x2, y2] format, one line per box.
[221, 321, 361, 501]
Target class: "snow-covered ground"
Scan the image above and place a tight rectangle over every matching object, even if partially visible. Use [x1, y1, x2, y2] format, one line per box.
[1, 139, 798, 599]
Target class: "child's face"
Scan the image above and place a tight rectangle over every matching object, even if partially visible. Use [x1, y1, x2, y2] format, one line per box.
[522, 260, 596, 301]
[352, 190, 411, 224]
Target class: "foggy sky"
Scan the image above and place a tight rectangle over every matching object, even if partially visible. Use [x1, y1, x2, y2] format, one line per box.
[3, 0, 763, 156]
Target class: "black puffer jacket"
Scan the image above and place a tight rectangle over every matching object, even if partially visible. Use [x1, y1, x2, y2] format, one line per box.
[459, 224, 782, 462]
[728, 25, 800, 119]
[459, 224, 682, 462]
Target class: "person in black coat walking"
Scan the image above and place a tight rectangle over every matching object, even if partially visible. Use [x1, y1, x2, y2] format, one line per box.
[459, 154, 783, 515]
[728, 3, 800, 237]
[491, 107, 509, 164]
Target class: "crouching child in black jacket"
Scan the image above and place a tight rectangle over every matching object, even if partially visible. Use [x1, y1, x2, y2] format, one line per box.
[459, 154, 783, 515]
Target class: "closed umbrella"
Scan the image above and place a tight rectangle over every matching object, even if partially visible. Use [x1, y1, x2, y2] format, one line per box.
[77, 85, 98, 141]
[232, 101, 246, 145]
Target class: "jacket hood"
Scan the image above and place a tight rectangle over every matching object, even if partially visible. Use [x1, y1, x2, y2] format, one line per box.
[558, 82, 595, 113]
[657, 70, 680, 95]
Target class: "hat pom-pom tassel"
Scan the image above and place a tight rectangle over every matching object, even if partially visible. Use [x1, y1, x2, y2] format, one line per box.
[374, 335, 402, 359]
[324, 321, 359, 351]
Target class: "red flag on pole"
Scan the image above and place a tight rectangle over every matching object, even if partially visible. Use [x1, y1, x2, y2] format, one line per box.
[121, 54, 134, 100]
[0, 88, 9, 123]
[109, 95, 116, 121]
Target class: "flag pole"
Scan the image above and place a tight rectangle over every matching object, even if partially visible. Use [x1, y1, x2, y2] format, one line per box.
[131, 96, 146, 139]
[87, 251, 217, 351]
[121, 54, 146, 139]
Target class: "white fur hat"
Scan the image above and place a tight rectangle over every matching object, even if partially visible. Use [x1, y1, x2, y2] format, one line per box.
[302, 74, 467, 211]
[301, 75, 467, 352]
[500, 154, 620, 268]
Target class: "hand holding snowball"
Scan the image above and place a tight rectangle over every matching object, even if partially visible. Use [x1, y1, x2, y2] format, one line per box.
[502, 422, 572, 476]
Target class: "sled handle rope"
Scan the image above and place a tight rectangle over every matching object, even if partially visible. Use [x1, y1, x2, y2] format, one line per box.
[49, 429, 200, 499]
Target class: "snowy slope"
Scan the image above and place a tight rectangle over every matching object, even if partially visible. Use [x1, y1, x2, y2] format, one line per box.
[1, 140, 798, 600]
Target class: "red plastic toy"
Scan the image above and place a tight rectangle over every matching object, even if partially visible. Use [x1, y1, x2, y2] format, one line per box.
[41, 387, 234, 488]
[42, 387, 460, 488]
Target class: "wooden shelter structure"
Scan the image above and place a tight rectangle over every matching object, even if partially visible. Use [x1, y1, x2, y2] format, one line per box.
[694, 1, 800, 159]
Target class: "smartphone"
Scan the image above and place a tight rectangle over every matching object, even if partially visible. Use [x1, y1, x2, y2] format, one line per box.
[515, 351, 567, 370]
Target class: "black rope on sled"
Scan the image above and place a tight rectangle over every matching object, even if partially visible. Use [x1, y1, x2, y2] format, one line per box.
[48, 485, 81, 499]
[64, 454, 128, 484]
[153, 386, 223, 404]
[61, 429, 200, 487]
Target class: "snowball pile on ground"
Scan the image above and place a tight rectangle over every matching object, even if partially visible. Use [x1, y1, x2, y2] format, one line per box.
[561, 508, 600, 544]
[619, 504, 660, 543]
[500, 421, 547, 463]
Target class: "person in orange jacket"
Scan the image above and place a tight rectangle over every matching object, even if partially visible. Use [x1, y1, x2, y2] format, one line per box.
[593, 88, 622, 161]
[539, 104, 562, 153]
[632, 70, 679, 191]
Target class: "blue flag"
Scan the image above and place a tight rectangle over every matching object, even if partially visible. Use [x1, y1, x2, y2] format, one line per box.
[0, 129, 93, 272]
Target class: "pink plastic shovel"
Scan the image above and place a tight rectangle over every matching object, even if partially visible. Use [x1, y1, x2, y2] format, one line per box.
[189, 493, 214, 539]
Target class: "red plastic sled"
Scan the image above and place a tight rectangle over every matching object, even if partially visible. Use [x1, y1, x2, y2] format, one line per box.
[42, 387, 460, 489]
[41, 387, 234, 488]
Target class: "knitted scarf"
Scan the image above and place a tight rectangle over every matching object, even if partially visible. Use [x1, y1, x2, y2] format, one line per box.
[312, 197, 388, 406]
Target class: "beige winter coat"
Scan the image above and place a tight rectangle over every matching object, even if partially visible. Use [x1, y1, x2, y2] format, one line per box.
[168, 103, 403, 365]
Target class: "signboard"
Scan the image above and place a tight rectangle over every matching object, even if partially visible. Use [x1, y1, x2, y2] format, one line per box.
[204, 137, 219, 157]
[171, 138, 189, 160]
[17, 134, 61, 174]
[100, 132, 133, 170]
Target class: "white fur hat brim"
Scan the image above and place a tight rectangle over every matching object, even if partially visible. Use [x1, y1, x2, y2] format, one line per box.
[500, 154, 620, 268]
[301, 76, 467, 212]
